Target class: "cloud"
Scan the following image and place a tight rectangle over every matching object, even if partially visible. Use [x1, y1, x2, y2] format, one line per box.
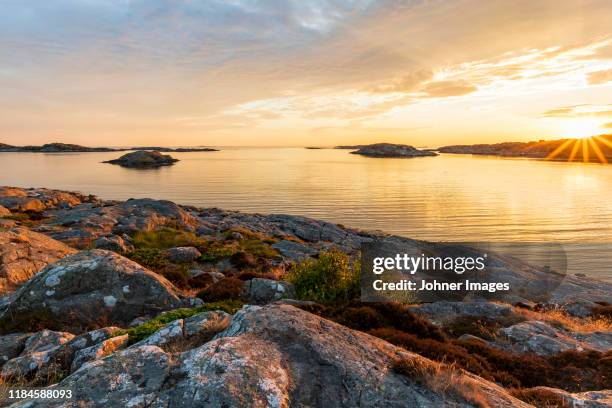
[588, 68, 612, 84]
[420, 80, 477, 97]
[542, 104, 612, 118]
[604, 122, 612, 129]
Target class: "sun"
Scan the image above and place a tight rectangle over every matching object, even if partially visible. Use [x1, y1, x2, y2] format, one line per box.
[561, 119, 603, 139]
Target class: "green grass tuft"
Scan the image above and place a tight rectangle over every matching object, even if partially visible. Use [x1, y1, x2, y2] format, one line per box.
[114, 300, 244, 345]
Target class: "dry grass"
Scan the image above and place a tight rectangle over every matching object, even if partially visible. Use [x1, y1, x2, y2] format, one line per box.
[394, 358, 491, 408]
[517, 308, 612, 333]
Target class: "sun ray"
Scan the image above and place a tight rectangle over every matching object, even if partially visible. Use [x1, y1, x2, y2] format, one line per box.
[568, 139, 581, 162]
[588, 137, 608, 164]
[545, 139, 574, 160]
[594, 135, 612, 150]
[582, 138, 590, 163]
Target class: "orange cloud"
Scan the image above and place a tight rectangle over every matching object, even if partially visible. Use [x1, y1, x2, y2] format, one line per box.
[420, 80, 478, 97]
[588, 68, 612, 84]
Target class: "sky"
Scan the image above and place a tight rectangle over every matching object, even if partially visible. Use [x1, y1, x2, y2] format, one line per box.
[1, 0, 611, 148]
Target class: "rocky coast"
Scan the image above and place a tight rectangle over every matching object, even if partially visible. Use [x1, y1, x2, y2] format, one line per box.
[0, 186, 610, 407]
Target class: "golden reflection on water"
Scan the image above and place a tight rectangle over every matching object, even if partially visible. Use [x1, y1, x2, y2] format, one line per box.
[2, 148, 612, 279]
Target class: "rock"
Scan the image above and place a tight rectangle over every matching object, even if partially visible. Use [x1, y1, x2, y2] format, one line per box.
[132, 319, 184, 349]
[113, 198, 199, 233]
[196, 225, 216, 236]
[525, 387, 612, 408]
[0, 205, 10, 217]
[244, 278, 295, 304]
[23, 330, 74, 354]
[271, 239, 317, 261]
[132, 311, 231, 350]
[561, 299, 599, 317]
[0, 333, 30, 367]
[71, 334, 129, 373]
[183, 310, 231, 337]
[0, 227, 77, 294]
[350, 143, 438, 158]
[103, 150, 179, 168]
[93, 235, 132, 253]
[0, 196, 45, 212]
[496, 320, 611, 356]
[28, 304, 527, 408]
[408, 301, 518, 326]
[1, 330, 74, 380]
[166, 246, 201, 263]
[0, 250, 189, 333]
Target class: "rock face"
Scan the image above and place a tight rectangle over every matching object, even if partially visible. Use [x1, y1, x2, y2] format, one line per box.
[166, 246, 202, 263]
[350, 143, 439, 158]
[0, 227, 77, 294]
[527, 387, 612, 408]
[104, 150, 179, 168]
[244, 278, 295, 304]
[0, 250, 190, 333]
[497, 320, 611, 356]
[22, 304, 528, 408]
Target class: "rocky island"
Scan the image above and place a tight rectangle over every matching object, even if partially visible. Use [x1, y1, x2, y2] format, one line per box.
[0, 142, 219, 153]
[350, 143, 439, 158]
[0, 143, 119, 153]
[103, 150, 179, 168]
[438, 134, 612, 163]
[0, 186, 610, 407]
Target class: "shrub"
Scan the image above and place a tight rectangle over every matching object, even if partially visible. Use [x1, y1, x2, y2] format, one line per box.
[127, 248, 168, 269]
[288, 250, 360, 305]
[115, 300, 243, 345]
[229, 251, 257, 269]
[510, 388, 571, 408]
[198, 240, 237, 262]
[156, 264, 190, 288]
[196, 277, 245, 302]
[591, 305, 612, 319]
[132, 227, 199, 250]
[301, 301, 446, 342]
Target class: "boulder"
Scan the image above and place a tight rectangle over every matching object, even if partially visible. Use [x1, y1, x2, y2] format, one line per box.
[0, 333, 30, 367]
[496, 320, 611, 356]
[166, 246, 201, 263]
[0, 205, 10, 217]
[0, 250, 190, 333]
[350, 143, 438, 158]
[561, 299, 600, 317]
[113, 198, 199, 233]
[244, 278, 295, 304]
[1, 330, 74, 380]
[23, 304, 527, 407]
[131, 311, 231, 350]
[0, 227, 77, 294]
[103, 150, 178, 168]
[71, 334, 129, 373]
[0, 196, 45, 212]
[408, 301, 519, 326]
[94, 235, 132, 253]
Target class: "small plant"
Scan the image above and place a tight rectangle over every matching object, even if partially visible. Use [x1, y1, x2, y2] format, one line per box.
[288, 250, 360, 305]
[115, 300, 243, 344]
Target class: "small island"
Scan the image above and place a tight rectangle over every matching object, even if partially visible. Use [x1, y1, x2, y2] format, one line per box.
[103, 150, 179, 168]
[0, 142, 219, 153]
[0, 142, 119, 152]
[349, 143, 439, 158]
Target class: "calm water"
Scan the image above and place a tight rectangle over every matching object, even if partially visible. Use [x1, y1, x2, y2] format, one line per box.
[2, 148, 612, 280]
